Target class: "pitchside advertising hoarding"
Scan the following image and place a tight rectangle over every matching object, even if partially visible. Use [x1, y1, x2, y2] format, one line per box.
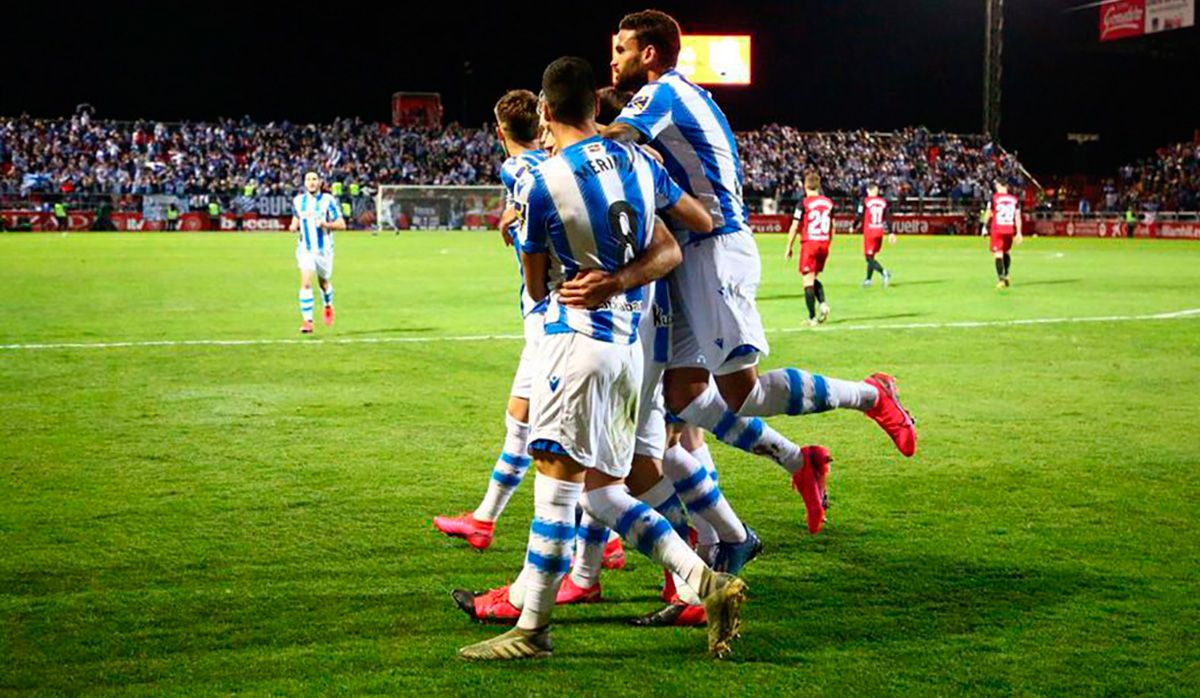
[1100, 0, 1195, 41]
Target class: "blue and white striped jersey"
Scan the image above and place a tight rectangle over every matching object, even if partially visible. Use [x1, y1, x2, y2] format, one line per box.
[293, 192, 340, 254]
[615, 69, 747, 241]
[516, 135, 683, 344]
[499, 149, 550, 317]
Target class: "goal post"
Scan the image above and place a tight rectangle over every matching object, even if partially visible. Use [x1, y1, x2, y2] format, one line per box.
[374, 185, 506, 232]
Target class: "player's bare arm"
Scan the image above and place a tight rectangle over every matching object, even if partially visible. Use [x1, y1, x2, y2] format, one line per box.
[665, 191, 713, 234]
[1015, 206, 1024, 242]
[600, 121, 644, 145]
[325, 217, 347, 231]
[289, 217, 299, 232]
[497, 207, 518, 246]
[785, 220, 800, 259]
[558, 217, 682, 309]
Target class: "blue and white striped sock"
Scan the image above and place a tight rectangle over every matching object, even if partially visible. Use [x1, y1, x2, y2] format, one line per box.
[515, 474, 581, 631]
[473, 414, 531, 522]
[664, 444, 746, 543]
[320, 285, 334, 308]
[738, 369, 878, 418]
[637, 476, 700, 605]
[583, 484, 707, 597]
[678, 382, 803, 475]
[298, 288, 314, 321]
[569, 511, 609, 589]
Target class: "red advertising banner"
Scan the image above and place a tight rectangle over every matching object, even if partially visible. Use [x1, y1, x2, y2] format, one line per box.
[748, 213, 970, 235]
[1101, 0, 1194, 41]
[1, 210, 295, 232]
[1026, 216, 1200, 240]
[1100, 0, 1145, 41]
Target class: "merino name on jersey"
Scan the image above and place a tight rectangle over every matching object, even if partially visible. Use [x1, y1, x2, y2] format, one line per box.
[515, 135, 683, 344]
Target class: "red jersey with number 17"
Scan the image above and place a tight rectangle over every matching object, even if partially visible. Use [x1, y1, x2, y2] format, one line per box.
[862, 196, 888, 236]
[795, 195, 834, 243]
[990, 193, 1019, 236]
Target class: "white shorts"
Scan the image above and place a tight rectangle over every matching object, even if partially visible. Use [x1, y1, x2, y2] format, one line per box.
[296, 247, 334, 279]
[528, 331, 642, 478]
[635, 294, 669, 460]
[669, 231, 769, 375]
[510, 311, 546, 400]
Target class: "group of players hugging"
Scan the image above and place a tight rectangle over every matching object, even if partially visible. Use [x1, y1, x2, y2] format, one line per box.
[432, 10, 918, 661]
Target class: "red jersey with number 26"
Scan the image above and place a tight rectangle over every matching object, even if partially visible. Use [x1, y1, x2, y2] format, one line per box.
[990, 193, 1019, 236]
[795, 195, 834, 243]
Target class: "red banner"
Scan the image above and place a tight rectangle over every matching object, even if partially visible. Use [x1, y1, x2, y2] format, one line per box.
[1027, 217, 1200, 240]
[748, 213, 970, 235]
[0, 210, 294, 232]
[1100, 0, 1145, 41]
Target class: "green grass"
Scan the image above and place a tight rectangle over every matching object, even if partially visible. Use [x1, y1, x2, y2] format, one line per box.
[2, 231, 1198, 696]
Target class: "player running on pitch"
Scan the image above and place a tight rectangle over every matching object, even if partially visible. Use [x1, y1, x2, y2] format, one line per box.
[854, 182, 896, 287]
[786, 172, 834, 325]
[289, 171, 344, 334]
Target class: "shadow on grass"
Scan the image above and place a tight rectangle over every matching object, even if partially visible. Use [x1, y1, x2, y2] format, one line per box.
[721, 547, 1120, 664]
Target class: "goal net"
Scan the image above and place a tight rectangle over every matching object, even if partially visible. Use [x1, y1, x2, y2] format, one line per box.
[374, 185, 506, 232]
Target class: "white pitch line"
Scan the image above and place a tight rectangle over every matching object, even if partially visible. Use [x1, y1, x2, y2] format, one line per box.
[2, 308, 1198, 352]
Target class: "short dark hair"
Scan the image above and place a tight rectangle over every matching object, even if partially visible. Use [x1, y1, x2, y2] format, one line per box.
[596, 86, 633, 124]
[494, 89, 539, 143]
[542, 57, 596, 126]
[619, 10, 682, 69]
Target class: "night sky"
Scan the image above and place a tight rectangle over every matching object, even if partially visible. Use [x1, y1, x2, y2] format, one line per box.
[5, 1, 1197, 176]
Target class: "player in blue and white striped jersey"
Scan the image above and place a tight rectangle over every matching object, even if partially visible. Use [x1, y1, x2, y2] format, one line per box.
[434, 90, 553, 551]
[289, 171, 345, 334]
[457, 56, 746, 662]
[603, 10, 916, 542]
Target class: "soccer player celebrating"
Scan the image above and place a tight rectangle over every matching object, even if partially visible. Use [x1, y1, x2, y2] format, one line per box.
[456, 56, 746, 662]
[433, 90, 550, 550]
[854, 182, 896, 287]
[601, 11, 915, 490]
[786, 172, 834, 325]
[289, 171, 344, 334]
[989, 180, 1023, 287]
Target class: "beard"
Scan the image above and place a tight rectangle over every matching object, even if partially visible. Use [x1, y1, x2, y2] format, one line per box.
[613, 65, 649, 93]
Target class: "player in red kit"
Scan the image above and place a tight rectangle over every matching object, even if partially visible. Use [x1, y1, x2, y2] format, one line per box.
[786, 172, 834, 326]
[854, 183, 896, 288]
[989, 180, 1023, 288]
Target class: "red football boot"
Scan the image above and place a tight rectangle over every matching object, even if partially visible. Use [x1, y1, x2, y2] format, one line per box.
[601, 536, 626, 570]
[556, 575, 602, 604]
[433, 512, 495, 550]
[864, 373, 917, 457]
[792, 445, 833, 534]
[451, 585, 520, 624]
[323, 305, 335, 327]
[660, 568, 677, 603]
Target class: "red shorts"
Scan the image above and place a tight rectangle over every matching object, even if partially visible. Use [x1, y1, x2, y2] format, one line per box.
[990, 233, 1013, 253]
[864, 233, 884, 258]
[799, 241, 830, 275]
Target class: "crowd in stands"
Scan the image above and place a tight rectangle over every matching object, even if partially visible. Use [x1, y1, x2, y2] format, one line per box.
[739, 125, 1027, 202]
[2, 112, 1196, 212]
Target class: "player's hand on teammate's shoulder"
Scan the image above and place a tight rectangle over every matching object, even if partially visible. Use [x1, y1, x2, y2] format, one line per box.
[559, 269, 619, 309]
[638, 144, 664, 165]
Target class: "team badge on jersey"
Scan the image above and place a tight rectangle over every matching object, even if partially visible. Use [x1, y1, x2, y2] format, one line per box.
[628, 94, 651, 113]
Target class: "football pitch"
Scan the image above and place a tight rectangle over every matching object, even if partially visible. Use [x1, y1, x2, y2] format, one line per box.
[2, 231, 1198, 695]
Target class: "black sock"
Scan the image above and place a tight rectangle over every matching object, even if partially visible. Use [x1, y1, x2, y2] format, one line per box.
[1003, 253, 1011, 276]
[805, 285, 817, 319]
[865, 256, 875, 280]
[873, 258, 886, 275]
[995, 258, 1006, 278]
[814, 280, 826, 304]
